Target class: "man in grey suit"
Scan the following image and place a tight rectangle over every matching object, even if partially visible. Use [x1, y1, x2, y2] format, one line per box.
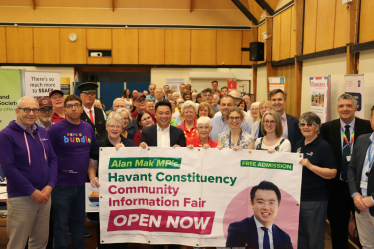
[347, 105, 374, 248]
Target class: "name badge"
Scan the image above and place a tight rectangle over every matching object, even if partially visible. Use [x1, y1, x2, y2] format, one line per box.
[360, 181, 368, 189]
[346, 156, 351, 162]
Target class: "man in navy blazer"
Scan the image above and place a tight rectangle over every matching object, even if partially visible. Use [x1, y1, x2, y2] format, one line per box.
[139, 100, 186, 148]
[259, 90, 302, 150]
[226, 181, 293, 249]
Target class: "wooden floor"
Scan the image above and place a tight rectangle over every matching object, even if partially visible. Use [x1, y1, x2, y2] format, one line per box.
[0, 216, 360, 249]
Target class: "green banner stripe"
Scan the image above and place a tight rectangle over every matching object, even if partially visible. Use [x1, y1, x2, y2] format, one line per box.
[109, 157, 181, 169]
[240, 160, 293, 170]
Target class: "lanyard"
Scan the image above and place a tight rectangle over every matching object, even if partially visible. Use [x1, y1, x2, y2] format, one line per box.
[282, 115, 287, 129]
[340, 124, 355, 153]
[229, 130, 243, 149]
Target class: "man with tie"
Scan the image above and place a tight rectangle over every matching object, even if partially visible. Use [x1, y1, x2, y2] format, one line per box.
[77, 82, 106, 140]
[347, 106, 374, 248]
[226, 181, 293, 249]
[320, 93, 372, 249]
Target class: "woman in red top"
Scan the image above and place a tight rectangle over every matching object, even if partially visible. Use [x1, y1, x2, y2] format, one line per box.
[133, 111, 154, 146]
[177, 100, 198, 140]
[187, 116, 217, 148]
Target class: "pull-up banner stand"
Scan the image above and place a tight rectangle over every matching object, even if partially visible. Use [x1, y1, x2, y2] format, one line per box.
[309, 76, 330, 123]
[345, 74, 365, 119]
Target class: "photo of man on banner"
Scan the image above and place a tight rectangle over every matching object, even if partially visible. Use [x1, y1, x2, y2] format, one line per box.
[226, 181, 293, 249]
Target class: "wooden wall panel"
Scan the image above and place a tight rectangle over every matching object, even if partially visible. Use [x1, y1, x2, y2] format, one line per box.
[34, 28, 60, 64]
[0, 27, 6, 63]
[60, 28, 87, 64]
[303, 0, 317, 54]
[139, 29, 164, 64]
[275, 65, 297, 116]
[6, 27, 33, 63]
[359, 0, 374, 43]
[290, 6, 296, 57]
[87, 28, 112, 49]
[257, 24, 267, 63]
[242, 30, 253, 65]
[315, 0, 336, 52]
[191, 30, 216, 65]
[165, 29, 191, 65]
[280, 7, 292, 60]
[216, 30, 242, 65]
[272, 14, 281, 61]
[112, 29, 139, 64]
[334, 0, 347, 47]
[87, 57, 112, 64]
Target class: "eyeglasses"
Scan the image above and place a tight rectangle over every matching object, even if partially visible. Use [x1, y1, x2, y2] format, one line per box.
[51, 96, 63, 101]
[229, 116, 242, 121]
[299, 123, 314, 128]
[136, 99, 145, 103]
[18, 108, 39, 114]
[40, 107, 54, 113]
[108, 125, 122, 130]
[202, 95, 212, 98]
[141, 116, 152, 122]
[83, 92, 96, 96]
[65, 104, 82, 109]
[264, 120, 276, 125]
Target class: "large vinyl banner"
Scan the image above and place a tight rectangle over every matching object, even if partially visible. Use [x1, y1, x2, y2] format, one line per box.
[99, 148, 302, 248]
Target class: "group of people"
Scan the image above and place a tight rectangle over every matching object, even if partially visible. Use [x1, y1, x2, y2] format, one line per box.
[0, 78, 373, 249]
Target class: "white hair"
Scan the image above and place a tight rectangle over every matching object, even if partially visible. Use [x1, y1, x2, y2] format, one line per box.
[196, 116, 212, 127]
[112, 98, 125, 107]
[17, 96, 38, 108]
[106, 112, 124, 127]
[115, 108, 133, 123]
[181, 100, 197, 114]
[172, 92, 181, 98]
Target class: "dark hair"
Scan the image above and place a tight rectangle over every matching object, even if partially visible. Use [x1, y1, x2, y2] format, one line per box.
[64, 95, 82, 107]
[212, 80, 218, 84]
[221, 86, 228, 91]
[238, 99, 247, 111]
[155, 100, 172, 112]
[250, 181, 281, 204]
[136, 111, 151, 130]
[202, 88, 213, 95]
[182, 89, 192, 100]
[123, 88, 131, 98]
[270, 89, 287, 101]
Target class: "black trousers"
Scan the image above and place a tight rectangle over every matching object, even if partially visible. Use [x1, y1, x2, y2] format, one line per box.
[327, 180, 361, 249]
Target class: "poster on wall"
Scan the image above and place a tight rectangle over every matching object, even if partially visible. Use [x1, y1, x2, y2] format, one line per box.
[345, 74, 364, 119]
[166, 78, 184, 93]
[310, 76, 330, 123]
[60, 77, 71, 97]
[24, 71, 61, 98]
[0, 69, 21, 131]
[99, 147, 302, 247]
[227, 78, 237, 92]
[269, 77, 286, 93]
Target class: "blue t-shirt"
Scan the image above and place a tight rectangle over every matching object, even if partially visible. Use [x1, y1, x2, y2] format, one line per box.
[48, 119, 96, 187]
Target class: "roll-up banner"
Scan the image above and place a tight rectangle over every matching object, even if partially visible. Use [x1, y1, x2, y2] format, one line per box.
[345, 74, 364, 119]
[24, 71, 61, 98]
[97, 147, 302, 248]
[310, 76, 330, 123]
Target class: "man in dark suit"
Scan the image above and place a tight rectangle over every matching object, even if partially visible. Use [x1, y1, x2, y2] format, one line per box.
[139, 99, 186, 147]
[347, 106, 374, 248]
[226, 181, 293, 249]
[320, 93, 372, 249]
[77, 82, 106, 140]
[259, 89, 302, 150]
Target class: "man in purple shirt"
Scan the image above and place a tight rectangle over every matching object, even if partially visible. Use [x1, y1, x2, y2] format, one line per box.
[48, 95, 96, 249]
[0, 96, 57, 248]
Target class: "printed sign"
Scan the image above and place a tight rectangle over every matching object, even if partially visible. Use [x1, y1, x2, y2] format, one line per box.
[227, 78, 237, 92]
[310, 76, 329, 123]
[345, 74, 364, 118]
[165, 78, 185, 93]
[25, 71, 61, 97]
[99, 148, 302, 247]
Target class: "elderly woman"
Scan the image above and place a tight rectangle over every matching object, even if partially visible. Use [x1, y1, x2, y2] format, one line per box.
[115, 108, 134, 140]
[249, 102, 260, 122]
[172, 92, 180, 101]
[192, 92, 198, 102]
[252, 100, 273, 139]
[133, 111, 154, 146]
[255, 110, 291, 152]
[182, 89, 192, 101]
[217, 106, 254, 150]
[293, 112, 337, 249]
[187, 117, 217, 148]
[88, 112, 135, 249]
[174, 98, 185, 125]
[177, 100, 198, 140]
[198, 102, 214, 118]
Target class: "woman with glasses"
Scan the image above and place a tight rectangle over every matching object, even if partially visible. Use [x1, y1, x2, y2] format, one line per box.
[217, 106, 254, 150]
[133, 111, 154, 146]
[252, 100, 273, 140]
[88, 112, 134, 249]
[255, 110, 291, 152]
[115, 108, 134, 140]
[187, 117, 217, 148]
[293, 112, 337, 249]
